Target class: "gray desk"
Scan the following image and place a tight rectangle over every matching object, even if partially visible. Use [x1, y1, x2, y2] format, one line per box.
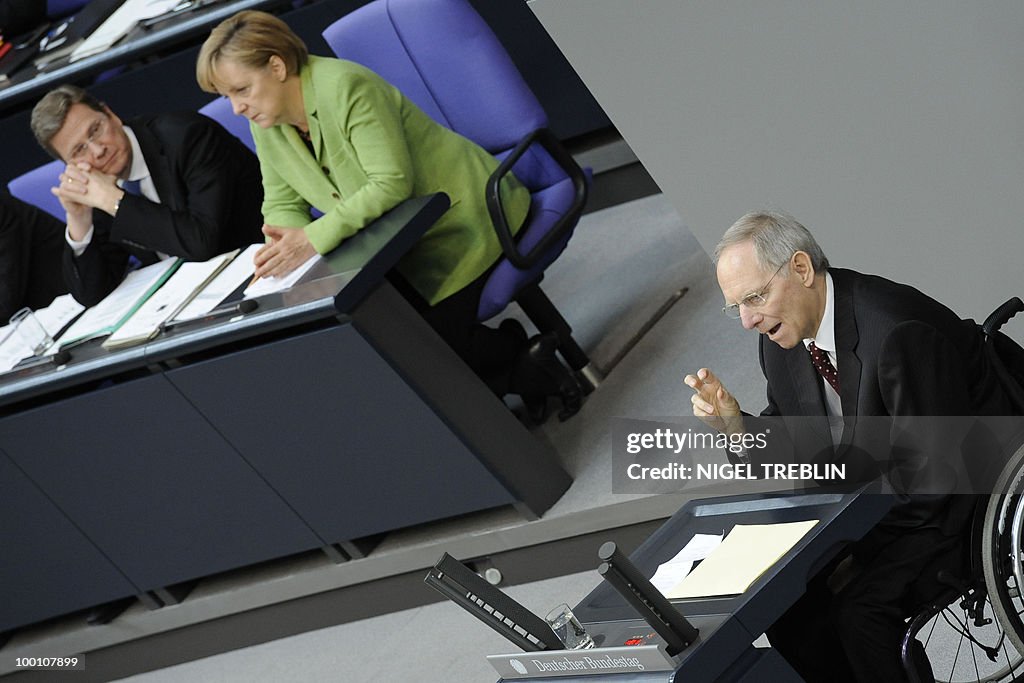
[0, 195, 571, 635]
[0, 0, 293, 111]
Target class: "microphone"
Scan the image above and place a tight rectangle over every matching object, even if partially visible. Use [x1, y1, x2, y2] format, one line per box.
[597, 541, 699, 656]
[161, 299, 258, 333]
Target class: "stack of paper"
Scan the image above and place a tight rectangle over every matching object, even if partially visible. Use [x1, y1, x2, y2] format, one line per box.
[57, 258, 181, 348]
[172, 244, 261, 322]
[665, 520, 819, 599]
[0, 295, 85, 373]
[243, 252, 324, 299]
[3, 242, 327, 370]
[70, 0, 182, 62]
[34, 0, 123, 69]
[649, 533, 724, 596]
[35, 294, 87, 341]
[103, 250, 239, 348]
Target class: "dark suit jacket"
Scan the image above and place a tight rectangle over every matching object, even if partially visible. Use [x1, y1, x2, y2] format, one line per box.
[0, 0, 45, 36]
[756, 268, 1014, 535]
[63, 112, 264, 306]
[0, 190, 67, 322]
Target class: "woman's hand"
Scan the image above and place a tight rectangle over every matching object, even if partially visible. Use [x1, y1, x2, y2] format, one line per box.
[253, 224, 317, 279]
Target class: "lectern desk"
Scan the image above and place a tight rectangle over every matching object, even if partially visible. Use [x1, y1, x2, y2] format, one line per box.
[494, 489, 892, 682]
[0, 195, 572, 635]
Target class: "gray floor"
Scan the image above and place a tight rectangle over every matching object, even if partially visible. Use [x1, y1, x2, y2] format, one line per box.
[3, 190, 766, 682]
[116, 572, 601, 683]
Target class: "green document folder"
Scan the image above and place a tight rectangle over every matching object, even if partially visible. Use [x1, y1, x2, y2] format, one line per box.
[57, 259, 182, 348]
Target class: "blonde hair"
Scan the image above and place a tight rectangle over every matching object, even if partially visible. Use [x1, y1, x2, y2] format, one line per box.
[196, 10, 309, 93]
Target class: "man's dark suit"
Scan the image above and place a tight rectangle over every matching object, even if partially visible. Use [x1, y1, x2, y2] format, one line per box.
[0, 0, 45, 37]
[63, 112, 264, 306]
[0, 190, 67, 322]
[757, 267, 1015, 682]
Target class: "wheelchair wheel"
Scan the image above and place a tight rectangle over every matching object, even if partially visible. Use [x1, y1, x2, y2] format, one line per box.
[912, 584, 1024, 682]
[983, 440, 1024, 659]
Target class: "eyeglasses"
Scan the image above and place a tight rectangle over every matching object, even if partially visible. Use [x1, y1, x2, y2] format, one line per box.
[722, 262, 787, 319]
[68, 116, 109, 161]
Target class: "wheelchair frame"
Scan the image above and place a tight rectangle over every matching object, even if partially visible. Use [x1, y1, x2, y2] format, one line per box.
[901, 298, 1024, 682]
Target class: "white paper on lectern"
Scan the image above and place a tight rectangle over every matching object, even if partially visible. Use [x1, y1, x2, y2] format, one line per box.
[649, 532, 724, 596]
[0, 325, 28, 372]
[0, 295, 85, 371]
[70, 0, 181, 62]
[243, 252, 324, 299]
[173, 244, 262, 322]
[666, 520, 818, 599]
[105, 250, 238, 346]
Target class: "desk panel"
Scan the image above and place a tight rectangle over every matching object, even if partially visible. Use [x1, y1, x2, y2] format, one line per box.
[0, 450, 137, 633]
[0, 374, 322, 592]
[166, 323, 516, 542]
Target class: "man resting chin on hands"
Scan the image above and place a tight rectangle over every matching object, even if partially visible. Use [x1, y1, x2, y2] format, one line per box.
[31, 84, 265, 306]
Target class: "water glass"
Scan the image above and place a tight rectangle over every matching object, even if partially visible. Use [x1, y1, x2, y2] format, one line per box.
[545, 603, 595, 650]
[10, 307, 54, 356]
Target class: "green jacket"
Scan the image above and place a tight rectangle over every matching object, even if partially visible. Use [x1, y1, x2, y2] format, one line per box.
[252, 56, 530, 305]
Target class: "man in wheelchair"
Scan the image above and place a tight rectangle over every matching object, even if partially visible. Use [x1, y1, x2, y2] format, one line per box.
[684, 210, 1021, 682]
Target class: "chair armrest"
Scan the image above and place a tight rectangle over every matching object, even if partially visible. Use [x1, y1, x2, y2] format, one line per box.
[983, 297, 1024, 336]
[485, 128, 588, 270]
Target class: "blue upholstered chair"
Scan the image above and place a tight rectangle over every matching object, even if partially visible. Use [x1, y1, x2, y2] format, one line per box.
[322, 0, 601, 390]
[46, 0, 89, 20]
[198, 96, 256, 152]
[8, 161, 149, 273]
[8, 161, 65, 221]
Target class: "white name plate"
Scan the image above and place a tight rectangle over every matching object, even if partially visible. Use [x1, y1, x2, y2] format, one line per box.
[487, 645, 675, 679]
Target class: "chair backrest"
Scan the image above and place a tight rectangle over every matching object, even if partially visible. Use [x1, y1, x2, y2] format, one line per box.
[324, 0, 590, 322]
[322, 0, 563, 191]
[8, 160, 66, 221]
[47, 0, 89, 20]
[198, 96, 255, 152]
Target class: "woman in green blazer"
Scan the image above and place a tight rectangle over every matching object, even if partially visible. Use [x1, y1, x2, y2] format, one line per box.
[197, 10, 580, 421]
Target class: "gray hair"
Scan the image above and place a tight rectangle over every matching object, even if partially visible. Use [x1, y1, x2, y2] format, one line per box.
[31, 85, 106, 160]
[714, 210, 830, 272]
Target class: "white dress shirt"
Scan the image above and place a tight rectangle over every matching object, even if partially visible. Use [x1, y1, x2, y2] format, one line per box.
[803, 271, 844, 445]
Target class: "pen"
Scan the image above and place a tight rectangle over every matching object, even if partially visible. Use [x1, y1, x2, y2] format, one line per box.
[161, 299, 259, 332]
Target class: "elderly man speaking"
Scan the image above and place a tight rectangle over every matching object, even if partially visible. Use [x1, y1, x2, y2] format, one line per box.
[685, 210, 1016, 682]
